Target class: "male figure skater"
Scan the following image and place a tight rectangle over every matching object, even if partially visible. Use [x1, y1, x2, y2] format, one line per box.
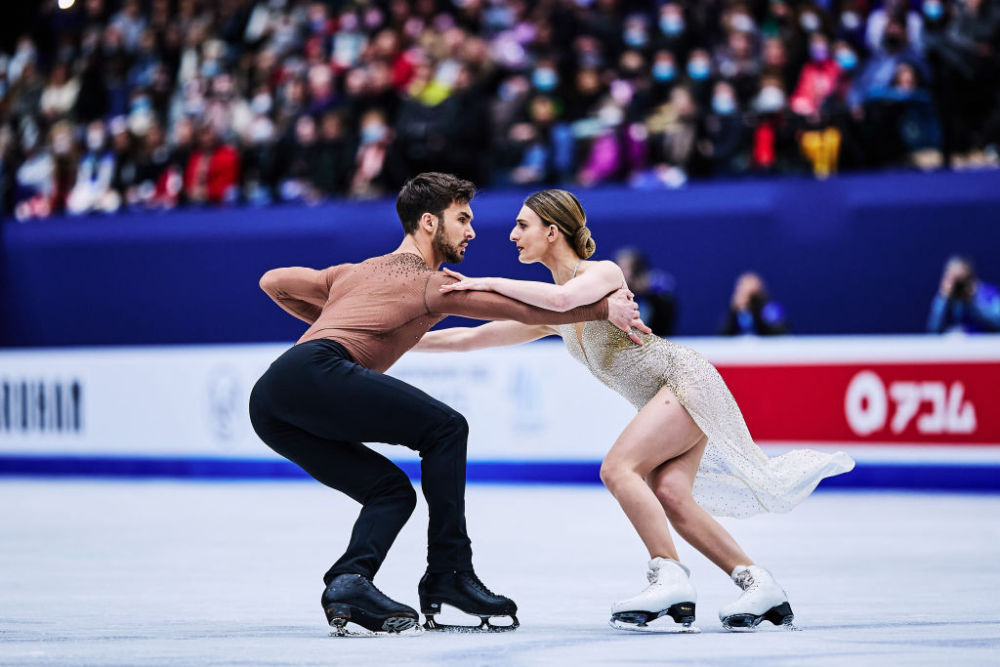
[249, 172, 647, 634]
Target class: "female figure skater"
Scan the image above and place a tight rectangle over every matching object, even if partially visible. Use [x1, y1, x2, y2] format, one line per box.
[414, 189, 854, 631]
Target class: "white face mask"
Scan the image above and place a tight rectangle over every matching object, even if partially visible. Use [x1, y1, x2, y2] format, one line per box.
[731, 13, 755, 33]
[841, 11, 861, 30]
[800, 12, 820, 32]
[756, 86, 787, 112]
[87, 129, 106, 151]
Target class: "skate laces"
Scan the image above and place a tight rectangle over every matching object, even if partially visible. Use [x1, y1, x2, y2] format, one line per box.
[462, 571, 503, 598]
[734, 569, 755, 591]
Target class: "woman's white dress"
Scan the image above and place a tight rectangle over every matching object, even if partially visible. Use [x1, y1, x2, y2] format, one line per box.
[553, 321, 855, 518]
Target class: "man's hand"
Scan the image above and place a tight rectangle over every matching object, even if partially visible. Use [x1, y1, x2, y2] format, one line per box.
[607, 288, 652, 344]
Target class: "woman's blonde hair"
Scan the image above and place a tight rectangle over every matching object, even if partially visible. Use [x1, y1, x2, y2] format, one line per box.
[523, 189, 596, 259]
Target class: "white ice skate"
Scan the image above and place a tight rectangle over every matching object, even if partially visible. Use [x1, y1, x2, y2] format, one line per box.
[609, 557, 699, 633]
[719, 565, 795, 631]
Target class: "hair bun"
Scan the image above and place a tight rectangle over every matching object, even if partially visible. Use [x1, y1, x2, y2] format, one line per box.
[573, 226, 596, 259]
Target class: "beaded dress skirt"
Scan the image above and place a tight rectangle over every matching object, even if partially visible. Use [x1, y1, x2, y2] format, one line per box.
[554, 321, 855, 518]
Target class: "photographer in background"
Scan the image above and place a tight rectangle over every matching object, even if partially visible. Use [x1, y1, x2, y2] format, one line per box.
[927, 256, 1000, 333]
[614, 247, 678, 337]
[720, 271, 789, 336]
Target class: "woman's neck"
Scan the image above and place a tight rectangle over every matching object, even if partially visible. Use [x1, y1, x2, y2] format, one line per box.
[545, 249, 583, 285]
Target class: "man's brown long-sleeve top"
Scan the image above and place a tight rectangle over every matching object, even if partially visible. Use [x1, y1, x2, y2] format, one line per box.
[260, 252, 609, 373]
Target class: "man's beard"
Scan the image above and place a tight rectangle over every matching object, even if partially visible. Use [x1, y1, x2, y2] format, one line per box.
[433, 224, 466, 264]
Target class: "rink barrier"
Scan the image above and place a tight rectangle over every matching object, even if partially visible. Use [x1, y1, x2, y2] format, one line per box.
[1, 455, 998, 492]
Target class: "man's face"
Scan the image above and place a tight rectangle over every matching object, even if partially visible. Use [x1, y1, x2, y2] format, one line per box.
[433, 201, 475, 264]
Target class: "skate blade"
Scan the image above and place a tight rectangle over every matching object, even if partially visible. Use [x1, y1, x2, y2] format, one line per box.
[721, 603, 796, 633]
[328, 616, 422, 638]
[423, 605, 519, 633]
[609, 618, 700, 634]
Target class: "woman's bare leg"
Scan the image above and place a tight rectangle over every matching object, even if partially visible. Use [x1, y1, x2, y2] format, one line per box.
[646, 435, 754, 574]
[599, 385, 705, 560]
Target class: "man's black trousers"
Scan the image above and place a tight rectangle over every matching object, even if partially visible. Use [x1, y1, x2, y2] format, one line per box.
[249, 339, 473, 583]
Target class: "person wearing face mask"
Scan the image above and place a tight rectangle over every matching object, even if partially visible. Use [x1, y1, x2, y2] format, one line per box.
[791, 33, 841, 118]
[622, 14, 651, 52]
[350, 109, 394, 199]
[650, 50, 680, 106]
[684, 49, 715, 110]
[702, 81, 747, 175]
[835, 1, 867, 49]
[815, 40, 868, 172]
[67, 120, 120, 215]
[750, 77, 803, 174]
[654, 3, 691, 61]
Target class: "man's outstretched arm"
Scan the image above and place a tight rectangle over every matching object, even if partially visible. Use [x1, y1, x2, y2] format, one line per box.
[259, 266, 339, 324]
[425, 273, 647, 342]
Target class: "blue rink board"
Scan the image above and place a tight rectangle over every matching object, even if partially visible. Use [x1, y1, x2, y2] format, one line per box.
[0, 455, 998, 492]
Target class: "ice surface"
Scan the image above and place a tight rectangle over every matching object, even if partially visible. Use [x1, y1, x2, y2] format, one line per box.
[1, 482, 998, 665]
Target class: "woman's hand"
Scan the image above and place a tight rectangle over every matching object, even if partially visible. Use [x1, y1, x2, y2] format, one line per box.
[439, 268, 493, 292]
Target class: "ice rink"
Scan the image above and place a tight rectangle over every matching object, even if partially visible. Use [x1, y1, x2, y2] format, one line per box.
[2, 481, 999, 666]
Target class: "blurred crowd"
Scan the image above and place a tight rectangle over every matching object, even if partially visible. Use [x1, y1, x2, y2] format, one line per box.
[2, 0, 999, 220]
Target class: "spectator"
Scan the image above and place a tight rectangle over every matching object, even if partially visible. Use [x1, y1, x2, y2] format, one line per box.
[13, 123, 54, 221]
[749, 76, 803, 174]
[720, 272, 789, 336]
[615, 247, 678, 337]
[927, 256, 1000, 333]
[791, 32, 840, 118]
[643, 85, 701, 186]
[349, 108, 393, 199]
[183, 123, 240, 205]
[40, 62, 80, 121]
[702, 80, 746, 176]
[311, 111, 356, 198]
[0, 0, 999, 219]
[866, 0, 925, 54]
[67, 120, 119, 215]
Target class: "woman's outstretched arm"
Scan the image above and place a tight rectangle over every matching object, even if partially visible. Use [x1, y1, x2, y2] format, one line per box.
[440, 261, 627, 312]
[414, 321, 554, 352]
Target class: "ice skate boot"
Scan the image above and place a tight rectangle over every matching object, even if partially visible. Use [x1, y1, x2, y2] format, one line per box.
[610, 557, 698, 633]
[419, 570, 519, 632]
[719, 565, 795, 631]
[322, 573, 419, 636]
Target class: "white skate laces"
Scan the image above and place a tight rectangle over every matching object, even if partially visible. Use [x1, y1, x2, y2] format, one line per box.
[719, 565, 795, 631]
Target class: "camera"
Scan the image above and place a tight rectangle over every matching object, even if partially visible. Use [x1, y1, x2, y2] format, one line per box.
[951, 277, 973, 301]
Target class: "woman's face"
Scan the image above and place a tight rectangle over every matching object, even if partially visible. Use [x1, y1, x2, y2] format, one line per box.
[509, 205, 552, 264]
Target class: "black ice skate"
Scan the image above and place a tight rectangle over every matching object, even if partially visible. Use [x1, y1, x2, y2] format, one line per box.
[322, 573, 419, 636]
[418, 570, 519, 632]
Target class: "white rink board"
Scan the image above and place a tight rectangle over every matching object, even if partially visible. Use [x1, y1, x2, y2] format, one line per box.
[1, 335, 998, 463]
[0, 341, 634, 460]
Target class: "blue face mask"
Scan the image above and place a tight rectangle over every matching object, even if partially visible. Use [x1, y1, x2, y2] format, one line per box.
[361, 124, 386, 144]
[624, 29, 648, 48]
[532, 68, 558, 91]
[660, 16, 684, 36]
[923, 0, 944, 20]
[687, 60, 710, 80]
[712, 95, 736, 115]
[652, 62, 676, 82]
[835, 49, 858, 71]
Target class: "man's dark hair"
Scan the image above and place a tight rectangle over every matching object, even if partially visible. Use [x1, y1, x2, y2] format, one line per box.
[396, 172, 476, 234]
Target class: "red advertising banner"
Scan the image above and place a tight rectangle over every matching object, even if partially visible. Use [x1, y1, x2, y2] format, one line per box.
[718, 362, 1000, 445]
